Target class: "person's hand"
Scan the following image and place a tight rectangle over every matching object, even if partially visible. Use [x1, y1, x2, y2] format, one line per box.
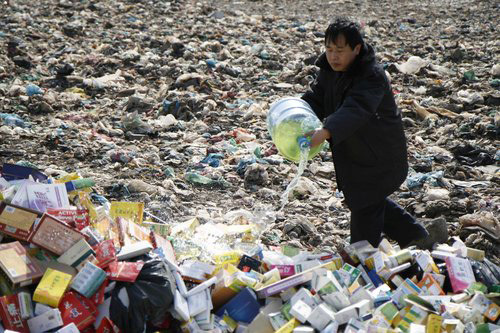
[305, 128, 331, 148]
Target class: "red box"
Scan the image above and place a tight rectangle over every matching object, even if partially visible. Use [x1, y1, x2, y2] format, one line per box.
[46, 207, 90, 230]
[59, 292, 95, 331]
[108, 261, 144, 282]
[94, 240, 117, 269]
[97, 317, 121, 333]
[0, 294, 30, 333]
[29, 213, 85, 256]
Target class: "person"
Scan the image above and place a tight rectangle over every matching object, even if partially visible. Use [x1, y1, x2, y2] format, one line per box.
[302, 17, 428, 248]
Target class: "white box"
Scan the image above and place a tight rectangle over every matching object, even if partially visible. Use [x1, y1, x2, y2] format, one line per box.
[321, 321, 339, 333]
[56, 323, 80, 333]
[307, 303, 336, 331]
[290, 300, 312, 323]
[322, 291, 351, 311]
[293, 326, 315, 333]
[290, 288, 317, 309]
[27, 308, 64, 333]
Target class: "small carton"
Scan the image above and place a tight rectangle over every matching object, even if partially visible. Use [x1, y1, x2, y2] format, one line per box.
[33, 268, 73, 307]
[59, 292, 95, 331]
[188, 289, 212, 318]
[468, 292, 500, 322]
[290, 288, 317, 309]
[46, 207, 90, 231]
[247, 300, 282, 333]
[308, 303, 336, 331]
[29, 214, 85, 256]
[391, 278, 422, 309]
[93, 239, 116, 268]
[256, 267, 315, 298]
[321, 321, 339, 333]
[345, 318, 365, 333]
[289, 299, 312, 323]
[415, 251, 439, 274]
[27, 308, 64, 333]
[0, 241, 43, 288]
[270, 312, 290, 330]
[215, 287, 260, 324]
[293, 326, 315, 333]
[0, 294, 30, 333]
[375, 301, 400, 325]
[445, 257, 476, 293]
[55, 323, 81, 333]
[0, 202, 41, 241]
[417, 273, 445, 296]
[108, 261, 144, 283]
[397, 306, 428, 333]
[275, 318, 300, 333]
[57, 238, 95, 268]
[425, 314, 442, 333]
[17, 292, 33, 320]
[71, 262, 107, 298]
[116, 240, 153, 261]
[409, 324, 426, 333]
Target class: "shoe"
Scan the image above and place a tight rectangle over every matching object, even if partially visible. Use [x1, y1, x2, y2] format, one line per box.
[398, 223, 430, 249]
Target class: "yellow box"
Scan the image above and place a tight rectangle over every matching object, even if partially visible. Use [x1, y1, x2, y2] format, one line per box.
[426, 314, 442, 333]
[275, 318, 299, 333]
[33, 268, 72, 307]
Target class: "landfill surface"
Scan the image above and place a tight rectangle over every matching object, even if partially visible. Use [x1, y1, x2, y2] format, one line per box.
[1, 1, 500, 332]
[1, 0, 499, 265]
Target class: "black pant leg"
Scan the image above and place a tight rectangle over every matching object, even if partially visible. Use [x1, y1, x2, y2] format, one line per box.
[383, 198, 427, 247]
[350, 199, 386, 247]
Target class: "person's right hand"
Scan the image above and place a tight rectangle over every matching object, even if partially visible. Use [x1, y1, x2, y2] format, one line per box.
[305, 128, 331, 148]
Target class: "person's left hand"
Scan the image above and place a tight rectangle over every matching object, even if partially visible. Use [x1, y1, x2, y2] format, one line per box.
[305, 128, 331, 148]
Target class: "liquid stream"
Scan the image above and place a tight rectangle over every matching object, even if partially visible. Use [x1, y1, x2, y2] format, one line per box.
[279, 147, 310, 211]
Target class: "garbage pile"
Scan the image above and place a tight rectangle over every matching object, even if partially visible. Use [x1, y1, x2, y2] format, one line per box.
[0, 0, 499, 331]
[0, 0, 498, 258]
[0, 166, 499, 332]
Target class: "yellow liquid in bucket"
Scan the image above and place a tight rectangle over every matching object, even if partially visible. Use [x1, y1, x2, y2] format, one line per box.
[273, 120, 324, 162]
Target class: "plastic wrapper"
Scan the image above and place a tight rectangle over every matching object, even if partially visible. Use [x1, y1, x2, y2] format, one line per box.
[110, 255, 176, 332]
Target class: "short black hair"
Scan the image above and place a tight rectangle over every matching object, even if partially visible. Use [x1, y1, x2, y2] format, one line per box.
[324, 17, 364, 49]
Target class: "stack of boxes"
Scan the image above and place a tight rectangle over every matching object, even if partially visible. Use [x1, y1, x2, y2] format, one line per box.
[0, 162, 499, 333]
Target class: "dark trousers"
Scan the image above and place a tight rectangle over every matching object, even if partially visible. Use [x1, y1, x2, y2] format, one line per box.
[350, 197, 419, 247]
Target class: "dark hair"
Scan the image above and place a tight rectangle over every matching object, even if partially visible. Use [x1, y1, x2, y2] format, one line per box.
[324, 17, 364, 49]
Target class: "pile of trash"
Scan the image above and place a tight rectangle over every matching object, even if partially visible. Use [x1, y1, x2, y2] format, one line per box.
[0, 165, 499, 332]
[0, 0, 499, 331]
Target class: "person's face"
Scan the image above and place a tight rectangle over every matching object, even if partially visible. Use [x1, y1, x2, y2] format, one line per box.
[325, 34, 361, 72]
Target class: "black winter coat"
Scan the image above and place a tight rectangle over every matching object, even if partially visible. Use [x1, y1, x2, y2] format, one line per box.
[302, 43, 409, 210]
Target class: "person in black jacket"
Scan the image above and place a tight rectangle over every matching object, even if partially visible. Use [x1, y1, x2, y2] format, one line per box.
[302, 17, 428, 248]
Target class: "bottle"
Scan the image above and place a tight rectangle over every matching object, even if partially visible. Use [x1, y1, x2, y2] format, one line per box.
[267, 97, 325, 163]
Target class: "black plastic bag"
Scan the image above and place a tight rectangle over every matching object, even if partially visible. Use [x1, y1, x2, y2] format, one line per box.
[110, 254, 176, 333]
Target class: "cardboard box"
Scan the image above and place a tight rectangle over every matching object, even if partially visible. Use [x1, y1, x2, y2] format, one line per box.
[27, 308, 64, 333]
[33, 268, 73, 307]
[71, 262, 107, 298]
[256, 266, 315, 298]
[445, 257, 476, 293]
[57, 238, 95, 268]
[29, 214, 85, 256]
[59, 292, 95, 331]
[215, 287, 260, 323]
[108, 261, 143, 283]
[211, 269, 239, 310]
[0, 202, 41, 241]
[55, 323, 81, 333]
[0, 241, 43, 287]
[247, 300, 282, 333]
[0, 294, 30, 333]
[308, 303, 336, 331]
